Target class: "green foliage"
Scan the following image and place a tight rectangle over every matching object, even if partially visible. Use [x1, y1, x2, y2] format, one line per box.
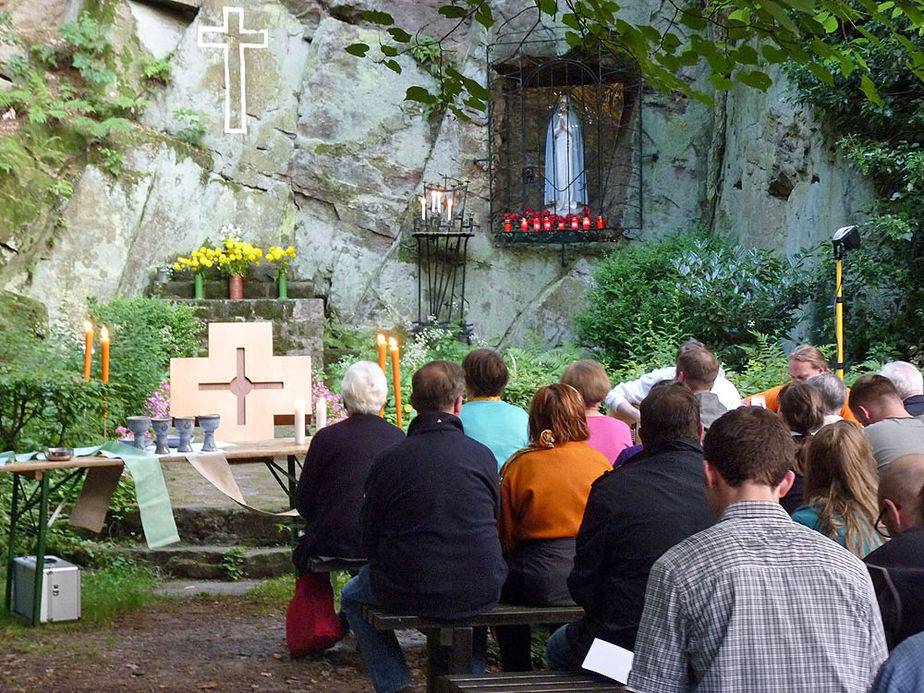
[59, 13, 117, 86]
[574, 233, 811, 370]
[221, 546, 247, 581]
[347, 0, 924, 113]
[140, 54, 172, 84]
[76, 557, 160, 626]
[172, 108, 207, 145]
[0, 331, 107, 451]
[502, 339, 586, 411]
[88, 297, 200, 423]
[724, 333, 792, 395]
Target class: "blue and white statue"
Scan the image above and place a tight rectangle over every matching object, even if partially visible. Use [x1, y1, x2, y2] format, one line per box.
[544, 94, 587, 217]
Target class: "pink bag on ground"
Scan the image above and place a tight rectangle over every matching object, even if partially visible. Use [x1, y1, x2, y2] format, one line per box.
[285, 571, 343, 657]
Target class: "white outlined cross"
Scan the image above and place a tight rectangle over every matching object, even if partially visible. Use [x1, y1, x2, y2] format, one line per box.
[197, 6, 268, 134]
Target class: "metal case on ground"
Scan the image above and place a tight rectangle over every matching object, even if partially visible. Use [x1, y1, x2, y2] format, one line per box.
[12, 555, 81, 623]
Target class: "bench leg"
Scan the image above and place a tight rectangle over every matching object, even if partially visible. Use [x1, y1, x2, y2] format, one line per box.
[424, 625, 476, 692]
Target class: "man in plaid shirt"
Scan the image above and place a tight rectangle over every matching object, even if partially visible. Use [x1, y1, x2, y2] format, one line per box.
[628, 406, 887, 693]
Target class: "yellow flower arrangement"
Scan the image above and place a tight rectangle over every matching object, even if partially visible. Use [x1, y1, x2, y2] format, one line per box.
[217, 236, 263, 276]
[264, 245, 296, 276]
[174, 246, 220, 274]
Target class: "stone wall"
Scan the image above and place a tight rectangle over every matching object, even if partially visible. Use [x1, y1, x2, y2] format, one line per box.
[0, 0, 875, 347]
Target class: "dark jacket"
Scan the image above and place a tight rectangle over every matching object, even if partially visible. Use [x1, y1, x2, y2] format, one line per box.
[865, 526, 924, 648]
[904, 394, 924, 417]
[293, 413, 405, 565]
[361, 411, 507, 620]
[567, 438, 715, 649]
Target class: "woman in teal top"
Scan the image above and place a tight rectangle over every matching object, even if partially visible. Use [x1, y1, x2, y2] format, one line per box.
[791, 420, 885, 558]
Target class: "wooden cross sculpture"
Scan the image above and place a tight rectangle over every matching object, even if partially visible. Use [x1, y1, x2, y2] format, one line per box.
[170, 322, 311, 442]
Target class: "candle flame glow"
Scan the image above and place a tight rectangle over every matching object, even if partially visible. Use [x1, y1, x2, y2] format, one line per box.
[389, 337, 398, 349]
[101, 326, 109, 341]
[84, 320, 93, 332]
[377, 333, 387, 345]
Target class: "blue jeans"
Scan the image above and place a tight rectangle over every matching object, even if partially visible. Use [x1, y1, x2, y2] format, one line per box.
[340, 567, 412, 693]
[546, 622, 588, 672]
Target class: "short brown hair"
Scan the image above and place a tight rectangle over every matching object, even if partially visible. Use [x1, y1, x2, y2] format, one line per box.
[638, 381, 701, 449]
[779, 381, 824, 435]
[849, 374, 903, 417]
[411, 361, 465, 413]
[790, 344, 829, 372]
[528, 383, 590, 444]
[462, 349, 508, 398]
[675, 339, 720, 391]
[560, 360, 611, 407]
[703, 407, 795, 487]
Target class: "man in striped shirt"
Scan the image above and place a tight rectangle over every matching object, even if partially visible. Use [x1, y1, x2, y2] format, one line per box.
[628, 407, 887, 693]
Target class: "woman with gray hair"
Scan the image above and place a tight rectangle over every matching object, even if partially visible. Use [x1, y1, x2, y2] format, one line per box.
[294, 361, 405, 567]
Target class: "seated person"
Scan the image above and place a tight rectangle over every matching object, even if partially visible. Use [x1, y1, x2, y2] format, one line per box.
[849, 374, 924, 471]
[807, 371, 849, 426]
[546, 382, 715, 671]
[339, 361, 507, 693]
[871, 631, 924, 692]
[880, 361, 924, 417]
[865, 454, 924, 649]
[293, 361, 405, 566]
[604, 339, 740, 425]
[792, 421, 884, 558]
[459, 348, 529, 468]
[778, 381, 824, 514]
[560, 359, 632, 464]
[745, 344, 859, 423]
[496, 383, 612, 671]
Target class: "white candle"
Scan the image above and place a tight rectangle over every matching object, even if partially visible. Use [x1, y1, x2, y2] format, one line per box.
[293, 398, 306, 444]
[315, 398, 327, 430]
[434, 190, 442, 213]
[446, 197, 453, 221]
[420, 196, 426, 220]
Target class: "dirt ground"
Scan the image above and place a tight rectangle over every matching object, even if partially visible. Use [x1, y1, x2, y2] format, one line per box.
[0, 592, 428, 692]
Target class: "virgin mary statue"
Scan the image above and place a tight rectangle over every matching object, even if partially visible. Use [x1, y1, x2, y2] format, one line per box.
[544, 94, 587, 217]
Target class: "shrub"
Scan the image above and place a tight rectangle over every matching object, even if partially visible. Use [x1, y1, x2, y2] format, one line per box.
[574, 232, 811, 369]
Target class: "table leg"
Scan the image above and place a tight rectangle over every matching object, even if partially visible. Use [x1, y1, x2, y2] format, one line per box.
[4, 473, 22, 612]
[30, 471, 50, 627]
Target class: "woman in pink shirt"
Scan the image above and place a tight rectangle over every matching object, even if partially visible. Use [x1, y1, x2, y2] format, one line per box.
[560, 360, 633, 465]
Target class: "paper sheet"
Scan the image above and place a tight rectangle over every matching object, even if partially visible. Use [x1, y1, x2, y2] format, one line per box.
[185, 452, 299, 517]
[581, 637, 634, 684]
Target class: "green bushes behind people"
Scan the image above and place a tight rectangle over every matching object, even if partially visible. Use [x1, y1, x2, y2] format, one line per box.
[574, 233, 812, 371]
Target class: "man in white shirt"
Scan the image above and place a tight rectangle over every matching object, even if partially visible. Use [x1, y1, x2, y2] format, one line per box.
[604, 339, 740, 425]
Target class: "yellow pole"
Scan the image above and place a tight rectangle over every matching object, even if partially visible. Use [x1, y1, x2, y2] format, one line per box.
[835, 258, 844, 380]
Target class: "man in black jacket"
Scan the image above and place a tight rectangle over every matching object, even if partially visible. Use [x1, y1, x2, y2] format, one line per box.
[340, 360, 507, 693]
[547, 381, 715, 670]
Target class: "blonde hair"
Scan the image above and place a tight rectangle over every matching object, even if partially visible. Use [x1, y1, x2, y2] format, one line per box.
[789, 344, 829, 372]
[560, 360, 611, 407]
[802, 421, 881, 558]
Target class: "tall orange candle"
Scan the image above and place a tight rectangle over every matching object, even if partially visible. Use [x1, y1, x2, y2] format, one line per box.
[377, 333, 387, 418]
[389, 337, 402, 429]
[100, 325, 110, 384]
[83, 321, 93, 381]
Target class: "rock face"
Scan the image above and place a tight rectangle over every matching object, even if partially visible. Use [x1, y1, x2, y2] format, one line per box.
[0, 0, 875, 346]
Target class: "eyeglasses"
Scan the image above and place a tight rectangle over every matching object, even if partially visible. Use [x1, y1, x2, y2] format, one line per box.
[874, 507, 891, 538]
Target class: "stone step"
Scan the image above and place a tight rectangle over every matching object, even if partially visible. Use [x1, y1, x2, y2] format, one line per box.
[119, 543, 294, 580]
[113, 505, 296, 546]
[153, 279, 316, 300]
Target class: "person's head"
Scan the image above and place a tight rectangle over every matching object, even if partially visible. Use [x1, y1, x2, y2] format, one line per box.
[879, 361, 924, 400]
[559, 360, 610, 409]
[806, 372, 848, 418]
[788, 345, 829, 382]
[340, 361, 388, 416]
[674, 339, 720, 393]
[702, 408, 796, 514]
[462, 349, 508, 398]
[410, 360, 465, 415]
[527, 383, 590, 445]
[779, 381, 825, 436]
[877, 454, 924, 536]
[801, 421, 880, 553]
[638, 381, 700, 449]
[849, 374, 908, 425]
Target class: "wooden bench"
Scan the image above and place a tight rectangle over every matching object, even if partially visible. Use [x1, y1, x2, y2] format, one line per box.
[306, 556, 367, 573]
[437, 671, 621, 692]
[360, 603, 584, 692]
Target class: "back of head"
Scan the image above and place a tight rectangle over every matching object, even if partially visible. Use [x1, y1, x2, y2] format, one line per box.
[879, 361, 924, 400]
[879, 453, 924, 526]
[790, 344, 829, 372]
[462, 349, 508, 398]
[806, 372, 848, 417]
[703, 408, 795, 487]
[560, 359, 611, 408]
[803, 421, 878, 505]
[638, 381, 700, 449]
[528, 383, 589, 444]
[411, 360, 465, 413]
[849, 374, 903, 421]
[674, 339, 720, 392]
[341, 361, 388, 416]
[779, 381, 824, 435]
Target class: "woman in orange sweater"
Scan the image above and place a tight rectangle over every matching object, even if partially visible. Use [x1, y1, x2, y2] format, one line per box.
[496, 383, 612, 671]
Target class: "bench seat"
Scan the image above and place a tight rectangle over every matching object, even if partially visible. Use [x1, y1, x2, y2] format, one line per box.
[437, 671, 621, 692]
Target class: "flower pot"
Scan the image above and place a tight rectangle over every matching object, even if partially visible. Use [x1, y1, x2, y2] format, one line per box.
[229, 273, 243, 300]
[194, 273, 204, 299]
[278, 271, 288, 300]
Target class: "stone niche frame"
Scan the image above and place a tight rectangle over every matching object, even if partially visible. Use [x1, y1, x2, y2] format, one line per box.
[487, 41, 644, 246]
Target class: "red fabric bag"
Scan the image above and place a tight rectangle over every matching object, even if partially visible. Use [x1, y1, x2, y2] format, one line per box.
[286, 571, 343, 657]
